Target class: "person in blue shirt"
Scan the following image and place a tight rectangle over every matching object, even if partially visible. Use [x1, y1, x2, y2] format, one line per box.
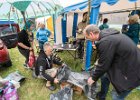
[36, 23, 51, 50]
[99, 18, 109, 30]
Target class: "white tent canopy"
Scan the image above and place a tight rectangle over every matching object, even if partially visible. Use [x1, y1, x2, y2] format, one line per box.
[100, 0, 140, 14]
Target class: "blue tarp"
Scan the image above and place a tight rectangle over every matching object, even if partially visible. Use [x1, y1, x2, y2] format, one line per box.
[0, 21, 14, 25]
[61, 0, 138, 70]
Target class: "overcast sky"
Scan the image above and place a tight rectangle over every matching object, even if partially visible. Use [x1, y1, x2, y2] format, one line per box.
[58, 0, 86, 7]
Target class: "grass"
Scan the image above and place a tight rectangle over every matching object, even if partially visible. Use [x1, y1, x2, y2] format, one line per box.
[0, 47, 140, 100]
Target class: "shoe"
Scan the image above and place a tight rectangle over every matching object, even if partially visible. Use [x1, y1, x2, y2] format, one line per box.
[96, 92, 105, 100]
[46, 85, 56, 91]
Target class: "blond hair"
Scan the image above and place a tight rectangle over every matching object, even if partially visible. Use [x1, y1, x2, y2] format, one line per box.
[128, 14, 139, 24]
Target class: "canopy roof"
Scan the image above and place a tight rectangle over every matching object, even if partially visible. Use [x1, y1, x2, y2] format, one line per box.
[0, 0, 63, 20]
[100, 0, 140, 14]
[62, 0, 140, 14]
[59, 0, 140, 69]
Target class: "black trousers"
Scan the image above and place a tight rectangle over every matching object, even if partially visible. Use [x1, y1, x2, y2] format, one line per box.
[18, 48, 30, 64]
[76, 39, 85, 58]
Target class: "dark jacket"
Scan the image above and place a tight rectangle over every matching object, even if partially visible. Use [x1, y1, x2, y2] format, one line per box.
[35, 50, 62, 82]
[92, 28, 140, 93]
[124, 23, 140, 45]
[18, 29, 33, 50]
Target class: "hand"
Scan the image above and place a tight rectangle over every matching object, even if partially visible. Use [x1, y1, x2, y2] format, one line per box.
[92, 45, 96, 49]
[36, 45, 39, 50]
[87, 77, 95, 86]
[62, 63, 67, 67]
[54, 78, 59, 84]
[29, 47, 32, 51]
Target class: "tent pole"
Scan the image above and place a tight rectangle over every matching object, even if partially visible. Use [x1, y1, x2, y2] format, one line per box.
[21, 11, 26, 26]
[85, 4, 100, 70]
[87, 0, 91, 24]
[84, 0, 91, 70]
[135, 2, 137, 11]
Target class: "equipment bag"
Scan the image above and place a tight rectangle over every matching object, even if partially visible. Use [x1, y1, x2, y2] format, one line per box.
[0, 82, 19, 100]
[50, 86, 73, 100]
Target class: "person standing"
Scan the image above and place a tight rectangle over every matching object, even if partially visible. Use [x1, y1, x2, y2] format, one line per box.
[17, 20, 34, 67]
[36, 23, 51, 50]
[76, 12, 88, 59]
[83, 24, 140, 100]
[99, 18, 109, 30]
[124, 14, 140, 45]
[97, 18, 110, 100]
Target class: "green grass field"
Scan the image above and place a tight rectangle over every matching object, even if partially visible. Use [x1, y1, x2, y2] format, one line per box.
[0, 47, 140, 100]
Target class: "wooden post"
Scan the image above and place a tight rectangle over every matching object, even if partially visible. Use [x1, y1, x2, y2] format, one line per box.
[87, 0, 91, 25]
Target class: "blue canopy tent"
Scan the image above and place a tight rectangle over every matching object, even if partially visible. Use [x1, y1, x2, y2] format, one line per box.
[55, 0, 139, 70]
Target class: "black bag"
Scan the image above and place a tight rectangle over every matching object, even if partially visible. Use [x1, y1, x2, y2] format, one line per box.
[56, 65, 71, 82]
[56, 66, 99, 100]
[50, 86, 73, 100]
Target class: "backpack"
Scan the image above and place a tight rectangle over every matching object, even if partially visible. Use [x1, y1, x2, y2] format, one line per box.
[0, 82, 19, 100]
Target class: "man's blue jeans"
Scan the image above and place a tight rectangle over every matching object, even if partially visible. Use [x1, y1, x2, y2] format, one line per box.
[97, 73, 110, 100]
[97, 73, 131, 100]
[112, 89, 131, 100]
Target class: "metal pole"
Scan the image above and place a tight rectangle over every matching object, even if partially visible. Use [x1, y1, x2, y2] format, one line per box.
[84, 0, 91, 70]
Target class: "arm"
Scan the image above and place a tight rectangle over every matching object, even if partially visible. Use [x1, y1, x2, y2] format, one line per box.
[17, 32, 31, 50]
[35, 31, 40, 47]
[124, 25, 134, 37]
[46, 29, 51, 37]
[76, 23, 83, 34]
[18, 43, 31, 50]
[52, 54, 63, 66]
[92, 40, 116, 82]
[38, 59, 54, 82]
[36, 30, 39, 41]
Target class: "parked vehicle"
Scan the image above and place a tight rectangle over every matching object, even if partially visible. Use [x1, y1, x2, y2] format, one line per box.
[0, 39, 12, 67]
[0, 21, 20, 49]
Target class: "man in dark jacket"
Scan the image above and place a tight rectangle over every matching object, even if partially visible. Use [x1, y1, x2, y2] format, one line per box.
[83, 24, 140, 100]
[35, 42, 63, 91]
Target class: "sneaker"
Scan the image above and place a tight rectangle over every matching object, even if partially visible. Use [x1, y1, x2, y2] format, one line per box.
[96, 92, 105, 100]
